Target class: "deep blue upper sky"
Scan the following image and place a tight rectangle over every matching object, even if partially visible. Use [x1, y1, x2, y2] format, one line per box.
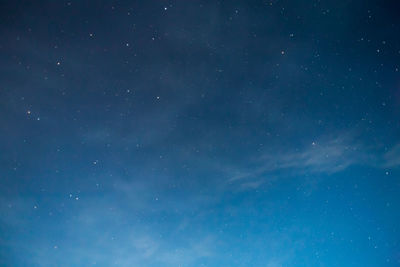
[1, 1, 400, 266]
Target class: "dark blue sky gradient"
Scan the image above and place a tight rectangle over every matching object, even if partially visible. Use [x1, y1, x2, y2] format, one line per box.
[1, 1, 400, 266]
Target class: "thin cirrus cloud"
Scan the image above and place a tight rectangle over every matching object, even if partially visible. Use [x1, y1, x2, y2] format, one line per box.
[2, 193, 215, 267]
[384, 143, 400, 168]
[226, 135, 371, 188]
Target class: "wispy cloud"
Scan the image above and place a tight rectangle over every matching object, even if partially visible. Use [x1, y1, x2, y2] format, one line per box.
[225, 134, 371, 189]
[260, 137, 364, 174]
[384, 143, 400, 168]
[0, 192, 216, 267]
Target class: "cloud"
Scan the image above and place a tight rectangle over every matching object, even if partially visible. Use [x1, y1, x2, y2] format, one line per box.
[261, 137, 363, 174]
[0, 191, 216, 267]
[226, 135, 370, 189]
[383, 143, 400, 168]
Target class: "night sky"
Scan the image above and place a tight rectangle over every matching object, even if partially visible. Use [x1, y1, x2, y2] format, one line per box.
[1, 1, 400, 266]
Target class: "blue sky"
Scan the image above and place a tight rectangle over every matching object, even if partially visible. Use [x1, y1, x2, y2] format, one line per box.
[1, 0, 400, 266]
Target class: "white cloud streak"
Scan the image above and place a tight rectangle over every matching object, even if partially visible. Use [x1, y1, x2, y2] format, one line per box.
[226, 135, 372, 189]
[384, 143, 400, 168]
